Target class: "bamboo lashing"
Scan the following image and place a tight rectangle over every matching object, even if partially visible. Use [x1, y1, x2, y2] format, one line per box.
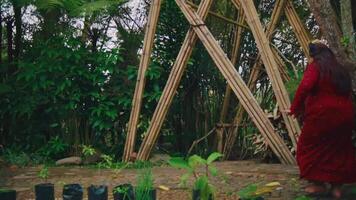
[136, 0, 214, 161]
[174, 0, 295, 164]
[223, 0, 291, 159]
[235, 0, 300, 150]
[122, 0, 162, 162]
[186, 1, 249, 30]
[285, 0, 312, 57]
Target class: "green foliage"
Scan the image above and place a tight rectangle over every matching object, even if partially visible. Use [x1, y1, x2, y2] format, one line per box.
[135, 167, 154, 200]
[38, 136, 69, 159]
[82, 145, 96, 157]
[0, 189, 13, 192]
[38, 165, 49, 182]
[98, 154, 114, 168]
[238, 184, 259, 200]
[341, 36, 351, 47]
[294, 196, 313, 200]
[36, 0, 128, 16]
[286, 70, 304, 101]
[0, 0, 316, 163]
[3, 149, 31, 167]
[168, 152, 223, 199]
[113, 185, 133, 200]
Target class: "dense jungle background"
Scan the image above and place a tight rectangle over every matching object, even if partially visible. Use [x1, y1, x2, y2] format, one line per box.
[0, 0, 355, 166]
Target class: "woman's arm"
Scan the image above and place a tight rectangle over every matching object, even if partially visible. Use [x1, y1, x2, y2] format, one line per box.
[290, 62, 320, 117]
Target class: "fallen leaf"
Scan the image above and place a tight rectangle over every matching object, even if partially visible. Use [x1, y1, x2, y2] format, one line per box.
[158, 185, 170, 191]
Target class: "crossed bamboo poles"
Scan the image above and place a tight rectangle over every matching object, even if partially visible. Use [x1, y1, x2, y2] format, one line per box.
[123, 0, 312, 165]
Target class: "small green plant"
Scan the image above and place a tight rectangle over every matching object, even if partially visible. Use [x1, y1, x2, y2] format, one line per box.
[238, 184, 260, 200]
[168, 152, 223, 200]
[341, 36, 351, 47]
[113, 184, 133, 200]
[82, 145, 96, 157]
[135, 167, 154, 200]
[295, 195, 313, 200]
[98, 154, 114, 169]
[3, 148, 31, 167]
[38, 166, 49, 183]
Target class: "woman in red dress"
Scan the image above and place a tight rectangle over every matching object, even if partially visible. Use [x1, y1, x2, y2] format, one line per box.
[290, 40, 356, 198]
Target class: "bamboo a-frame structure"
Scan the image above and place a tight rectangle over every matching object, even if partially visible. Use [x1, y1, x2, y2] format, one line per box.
[123, 0, 313, 165]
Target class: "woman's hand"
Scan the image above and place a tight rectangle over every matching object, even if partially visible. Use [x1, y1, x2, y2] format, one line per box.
[281, 109, 292, 115]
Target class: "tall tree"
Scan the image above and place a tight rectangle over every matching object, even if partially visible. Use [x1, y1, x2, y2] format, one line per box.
[308, 0, 356, 92]
[12, 0, 22, 61]
[0, 6, 2, 64]
[340, 0, 355, 60]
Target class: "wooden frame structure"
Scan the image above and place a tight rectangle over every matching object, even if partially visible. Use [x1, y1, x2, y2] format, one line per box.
[123, 0, 313, 165]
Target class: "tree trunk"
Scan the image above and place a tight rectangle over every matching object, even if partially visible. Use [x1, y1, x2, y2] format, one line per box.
[13, 3, 22, 61]
[308, 0, 356, 93]
[6, 20, 13, 63]
[0, 8, 2, 65]
[340, 0, 356, 60]
[38, 9, 61, 41]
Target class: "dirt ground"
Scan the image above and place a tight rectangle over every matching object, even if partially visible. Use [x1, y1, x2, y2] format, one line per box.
[1, 161, 356, 200]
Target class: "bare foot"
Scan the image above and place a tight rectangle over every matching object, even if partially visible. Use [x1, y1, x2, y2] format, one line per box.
[304, 184, 327, 195]
[331, 186, 342, 199]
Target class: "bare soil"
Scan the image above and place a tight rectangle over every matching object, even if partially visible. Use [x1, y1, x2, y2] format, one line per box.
[1, 161, 355, 200]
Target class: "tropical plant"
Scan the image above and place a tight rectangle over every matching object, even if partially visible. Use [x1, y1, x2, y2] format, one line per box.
[168, 152, 223, 200]
[135, 167, 155, 200]
[82, 145, 96, 158]
[98, 154, 114, 169]
[113, 184, 134, 200]
[3, 149, 31, 167]
[38, 165, 49, 183]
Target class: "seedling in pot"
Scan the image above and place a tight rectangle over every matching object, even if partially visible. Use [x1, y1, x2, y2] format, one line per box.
[35, 165, 54, 200]
[82, 146, 109, 200]
[168, 152, 223, 200]
[113, 184, 135, 200]
[135, 167, 156, 200]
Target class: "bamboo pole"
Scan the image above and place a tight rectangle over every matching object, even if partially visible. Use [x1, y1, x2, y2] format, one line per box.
[136, 0, 214, 161]
[217, 11, 245, 153]
[173, 0, 295, 164]
[223, 0, 290, 159]
[186, 1, 248, 30]
[236, 0, 300, 150]
[285, 0, 312, 58]
[122, 0, 162, 162]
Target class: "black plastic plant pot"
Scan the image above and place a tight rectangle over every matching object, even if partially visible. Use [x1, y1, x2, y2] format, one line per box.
[88, 185, 108, 200]
[113, 184, 135, 200]
[0, 189, 16, 200]
[35, 183, 54, 200]
[192, 189, 213, 200]
[63, 184, 83, 200]
[240, 197, 265, 200]
[239, 197, 264, 200]
[146, 189, 156, 200]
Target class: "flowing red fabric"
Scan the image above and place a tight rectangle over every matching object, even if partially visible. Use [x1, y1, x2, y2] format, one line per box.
[290, 61, 356, 184]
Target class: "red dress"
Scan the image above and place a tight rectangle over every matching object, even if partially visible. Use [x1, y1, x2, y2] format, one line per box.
[290, 61, 356, 184]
